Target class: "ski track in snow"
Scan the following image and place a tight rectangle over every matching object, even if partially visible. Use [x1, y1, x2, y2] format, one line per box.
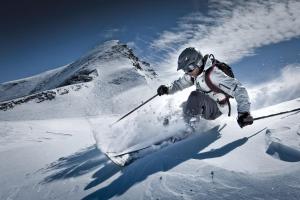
[46, 131, 73, 137]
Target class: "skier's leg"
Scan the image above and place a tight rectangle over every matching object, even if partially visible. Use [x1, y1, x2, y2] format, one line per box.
[182, 91, 201, 124]
[200, 93, 222, 120]
[183, 91, 222, 122]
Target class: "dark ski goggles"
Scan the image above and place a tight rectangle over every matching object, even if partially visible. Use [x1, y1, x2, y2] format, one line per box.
[185, 63, 197, 73]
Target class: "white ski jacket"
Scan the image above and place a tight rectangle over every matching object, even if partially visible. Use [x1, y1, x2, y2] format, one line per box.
[168, 57, 251, 115]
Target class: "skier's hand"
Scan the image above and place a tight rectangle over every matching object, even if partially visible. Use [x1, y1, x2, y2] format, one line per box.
[157, 85, 169, 96]
[237, 112, 253, 128]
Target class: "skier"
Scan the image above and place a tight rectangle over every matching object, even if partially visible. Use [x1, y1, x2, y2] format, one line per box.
[157, 47, 253, 128]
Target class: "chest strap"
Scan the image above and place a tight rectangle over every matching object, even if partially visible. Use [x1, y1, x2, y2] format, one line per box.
[205, 65, 232, 116]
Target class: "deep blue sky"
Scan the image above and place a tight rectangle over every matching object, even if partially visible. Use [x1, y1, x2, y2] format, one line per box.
[0, 0, 205, 83]
[0, 0, 300, 84]
[233, 38, 300, 84]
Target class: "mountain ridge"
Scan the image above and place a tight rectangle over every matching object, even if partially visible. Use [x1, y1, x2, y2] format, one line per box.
[0, 40, 157, 120]
[0, 40, 156, 103]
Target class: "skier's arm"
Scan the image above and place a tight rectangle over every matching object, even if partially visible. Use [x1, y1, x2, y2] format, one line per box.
[168, 74, 194, 94]
[212, 68, 251, 113]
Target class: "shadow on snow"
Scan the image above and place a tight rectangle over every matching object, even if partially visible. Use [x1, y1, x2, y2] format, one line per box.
[40, 145, 107, 184]
[39, 126, 267, 200]
[83, 126, 267, 200]
[194, 128, 267, 160]
[83, 125, 227, 200]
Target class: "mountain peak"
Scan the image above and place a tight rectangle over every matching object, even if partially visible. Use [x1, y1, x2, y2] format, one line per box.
[0, 40, 156, 102]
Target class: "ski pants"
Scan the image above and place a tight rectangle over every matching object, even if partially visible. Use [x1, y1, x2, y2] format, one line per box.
[183, 91, 222, 121]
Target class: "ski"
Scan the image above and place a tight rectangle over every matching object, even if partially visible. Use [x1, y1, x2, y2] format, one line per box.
[105, 130, 194, 166]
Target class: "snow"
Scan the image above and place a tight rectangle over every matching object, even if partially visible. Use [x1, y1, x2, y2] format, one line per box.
[0, 118, 96, 200]
[86, 97, 300, 200]
[0, 40, 299, 200]
[1, 98, 299, 200]
[0, 65, 69, 102]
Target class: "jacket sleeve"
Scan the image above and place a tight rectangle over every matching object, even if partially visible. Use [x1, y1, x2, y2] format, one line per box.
[211, 68, 251, 113]
[168, 74, 194, 94]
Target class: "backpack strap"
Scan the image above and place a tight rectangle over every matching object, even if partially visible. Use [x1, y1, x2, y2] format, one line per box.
[205, 63, 232, 117]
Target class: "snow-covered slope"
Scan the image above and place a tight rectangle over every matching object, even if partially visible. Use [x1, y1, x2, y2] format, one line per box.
[0, 95, 299, 200]
[83, 97, 300, 200]
[0, 40, 157, 120]
[0, 65, 69, 102]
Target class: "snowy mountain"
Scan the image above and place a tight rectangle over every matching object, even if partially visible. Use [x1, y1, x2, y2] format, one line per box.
[0, 40, 299, 200]
[0, 40, 157, 120]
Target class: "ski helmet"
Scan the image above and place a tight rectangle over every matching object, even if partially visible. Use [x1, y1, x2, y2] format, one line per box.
[177, 47, 203, 72]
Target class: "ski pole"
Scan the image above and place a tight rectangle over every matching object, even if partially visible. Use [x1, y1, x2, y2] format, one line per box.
[111, 94, 159, 126]
[253, 107, 300, 121]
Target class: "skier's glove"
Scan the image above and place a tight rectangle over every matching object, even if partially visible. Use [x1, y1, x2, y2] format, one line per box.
[157, 85, 169, 96]
[237, 112, 253, 128]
